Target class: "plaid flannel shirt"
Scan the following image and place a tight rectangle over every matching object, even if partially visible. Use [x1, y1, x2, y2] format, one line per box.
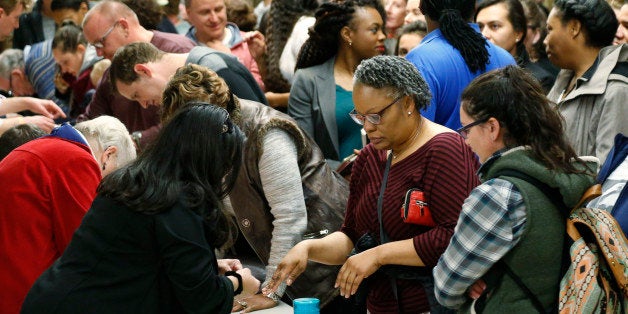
[433, 174, 526, 309]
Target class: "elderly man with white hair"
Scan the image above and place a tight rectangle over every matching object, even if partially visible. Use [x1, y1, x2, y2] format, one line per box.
[0, 116, 136, 313]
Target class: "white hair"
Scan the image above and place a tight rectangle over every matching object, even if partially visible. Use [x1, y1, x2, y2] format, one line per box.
[75, 116, 136, 167]
[0, 49, 25, 79]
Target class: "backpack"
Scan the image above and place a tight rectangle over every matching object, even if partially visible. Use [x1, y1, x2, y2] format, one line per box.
[588, 133, 628, 236]
[494, 170, 628, 313]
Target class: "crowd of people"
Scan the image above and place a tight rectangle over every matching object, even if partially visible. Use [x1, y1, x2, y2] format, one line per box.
[0, 0, 626, 313]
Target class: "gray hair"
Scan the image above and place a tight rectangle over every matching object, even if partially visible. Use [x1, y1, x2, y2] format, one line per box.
[75, 116, 137, 167]
[354, 55, 431, 111]
[0, 49, 25, 79]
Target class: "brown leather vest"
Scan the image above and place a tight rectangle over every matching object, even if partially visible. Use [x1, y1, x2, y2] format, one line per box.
[228, 98, 349, 306]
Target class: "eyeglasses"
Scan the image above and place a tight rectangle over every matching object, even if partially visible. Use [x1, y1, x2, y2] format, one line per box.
[456, 118, 489, 139]
[90, 21, 119, 49]
[349, 95, 404, 125]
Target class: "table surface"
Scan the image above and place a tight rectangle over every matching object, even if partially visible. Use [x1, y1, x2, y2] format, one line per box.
[231, 300, 292, 313]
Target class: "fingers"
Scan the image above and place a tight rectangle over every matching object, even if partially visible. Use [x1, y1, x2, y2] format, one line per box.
[233, 294, 277, 313]
[230, 259, 243, 271]
[25, 116, 56, 133]
[264, 262, 302, 293]
[232, 299, 247, 312]
[243, 31, 264, 42]
[467, 279, 487, 299]
[44, 101, 66, 118]
[335, 261, 366, 298]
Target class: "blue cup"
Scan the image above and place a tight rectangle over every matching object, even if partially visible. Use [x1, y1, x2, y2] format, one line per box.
[293, 298, 320, 314]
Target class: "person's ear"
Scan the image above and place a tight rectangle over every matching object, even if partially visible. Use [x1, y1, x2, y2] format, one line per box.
[76, 44, 87, 54]
[118, 18, 130, 36]
[0, 8, 5, 18]
[133, 64, 152, 78]
[487, 117, 501, 141]
[101, 145, 117, 164]
[340, 26, 352, 46]
[568, 19, 582, 39]
[402, 95, 414, 114]
[10, 69, 28, 85]
[514, 29, 524, 43]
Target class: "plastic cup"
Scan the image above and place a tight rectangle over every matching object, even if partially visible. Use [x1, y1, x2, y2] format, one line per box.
[293, 297, 320, 314]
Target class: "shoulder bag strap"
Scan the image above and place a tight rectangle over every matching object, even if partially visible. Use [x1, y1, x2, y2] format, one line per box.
[377, 153, 394, 244]
[377, 153, 404, 313]
[490, 169, 565, 313]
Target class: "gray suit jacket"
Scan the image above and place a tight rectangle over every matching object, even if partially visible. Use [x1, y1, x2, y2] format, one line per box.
[288, 57, 340, 162]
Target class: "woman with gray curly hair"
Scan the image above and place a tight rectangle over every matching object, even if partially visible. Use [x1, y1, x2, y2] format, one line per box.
[266, 56, 480, 313]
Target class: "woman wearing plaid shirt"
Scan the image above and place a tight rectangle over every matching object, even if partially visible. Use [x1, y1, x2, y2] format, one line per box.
[433, 65, 598, 313]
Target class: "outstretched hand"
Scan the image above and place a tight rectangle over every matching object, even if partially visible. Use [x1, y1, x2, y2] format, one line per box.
[262, 242, 310, 294]
[24, 97, 66, 119]
[232, 293, 277, 313]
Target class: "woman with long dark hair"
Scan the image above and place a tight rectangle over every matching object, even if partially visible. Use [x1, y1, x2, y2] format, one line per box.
[405, 0, 515, 130]
[434, 65, 597, 312]
[22, 104, 260, 313]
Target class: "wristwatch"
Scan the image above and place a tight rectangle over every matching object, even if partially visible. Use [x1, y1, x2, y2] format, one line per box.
[265, 292, 280, 303]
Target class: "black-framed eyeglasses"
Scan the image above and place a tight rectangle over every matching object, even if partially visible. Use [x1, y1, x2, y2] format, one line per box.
[349, 95, 404, 125]
[456, 118, 489, 139]
[90, 21, 120, 49]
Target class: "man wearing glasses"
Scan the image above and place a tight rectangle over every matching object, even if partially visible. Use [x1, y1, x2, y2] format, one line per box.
[78, 0, 196, 149]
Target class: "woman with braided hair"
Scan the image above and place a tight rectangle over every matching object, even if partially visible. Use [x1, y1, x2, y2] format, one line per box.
[288, 0, 386, 166]
[545, 0, 628, 164]
[262, 0, 319, 109]
[405, 0, 515, 130]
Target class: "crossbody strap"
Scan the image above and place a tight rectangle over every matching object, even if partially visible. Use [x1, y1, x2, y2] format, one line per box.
[490, 169, 567, 314]
[377, 153, 394, 244]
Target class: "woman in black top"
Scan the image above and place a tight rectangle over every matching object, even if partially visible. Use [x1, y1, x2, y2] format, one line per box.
[22, 104, 260, 314]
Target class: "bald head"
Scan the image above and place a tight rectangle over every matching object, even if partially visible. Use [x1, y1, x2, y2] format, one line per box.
[82, 0, 152, 60]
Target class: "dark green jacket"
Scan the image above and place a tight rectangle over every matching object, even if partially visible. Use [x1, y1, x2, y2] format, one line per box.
[472, 147, 596, 313]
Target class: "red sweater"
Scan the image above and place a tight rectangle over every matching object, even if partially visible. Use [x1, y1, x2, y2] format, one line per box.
[0, 137, 101, 313]
[341, 132, 480, 313]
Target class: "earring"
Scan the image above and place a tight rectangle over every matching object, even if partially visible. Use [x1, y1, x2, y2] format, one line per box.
[515, 37, 519, 42]
[102, 162, 106, 171]
[348, 41, 352, 46]
[408, 112, 412, 115]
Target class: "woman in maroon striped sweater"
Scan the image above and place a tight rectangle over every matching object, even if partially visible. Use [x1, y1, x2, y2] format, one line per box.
[265, 56, 480, 313]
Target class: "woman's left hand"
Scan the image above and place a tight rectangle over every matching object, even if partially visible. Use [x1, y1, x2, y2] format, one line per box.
[232, 293, 277, 313]
[335, 248, 381, 298]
